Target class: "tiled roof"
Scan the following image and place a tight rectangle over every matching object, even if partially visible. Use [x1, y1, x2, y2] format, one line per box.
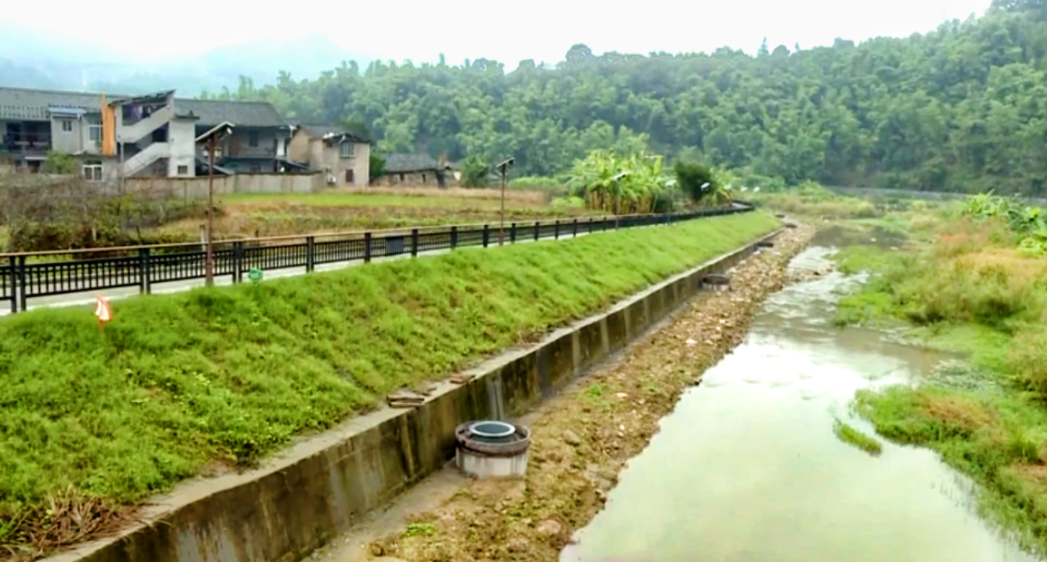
[383, 153, 443, 173]
[0, 87, 122, 120]
[0, 86, 287, 128]
[177, 99, 287, 128]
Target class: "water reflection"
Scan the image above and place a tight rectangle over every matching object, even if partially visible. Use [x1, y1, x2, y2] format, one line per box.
[561, 242, 1037, 562]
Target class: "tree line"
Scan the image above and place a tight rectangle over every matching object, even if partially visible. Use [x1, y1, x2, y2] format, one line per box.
[202, 0, 1047, 195]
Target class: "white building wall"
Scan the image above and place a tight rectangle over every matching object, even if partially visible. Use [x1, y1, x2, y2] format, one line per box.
[168, 118, 196, 177]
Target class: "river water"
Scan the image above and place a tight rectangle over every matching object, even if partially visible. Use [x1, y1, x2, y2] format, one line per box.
[560, 228, 1039, 562]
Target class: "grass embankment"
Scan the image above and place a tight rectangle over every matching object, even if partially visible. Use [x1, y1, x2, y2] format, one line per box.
[0, 211, 778, 555]
[835, 202, 1047, 553]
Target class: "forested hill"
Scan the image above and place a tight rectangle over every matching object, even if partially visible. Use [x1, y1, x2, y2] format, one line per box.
[210, 0, 1047, 195]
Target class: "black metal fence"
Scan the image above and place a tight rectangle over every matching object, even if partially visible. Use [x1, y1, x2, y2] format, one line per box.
[0, 204, 754, 314]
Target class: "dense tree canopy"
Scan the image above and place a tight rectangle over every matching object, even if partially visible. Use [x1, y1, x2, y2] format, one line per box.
[205, 2, 1047, 195]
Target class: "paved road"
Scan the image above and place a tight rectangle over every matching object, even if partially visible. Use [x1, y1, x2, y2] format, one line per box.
[0, 228, 603, 317]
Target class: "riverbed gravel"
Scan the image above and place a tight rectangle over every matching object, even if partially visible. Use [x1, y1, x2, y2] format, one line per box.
[369, 224, 817, 562]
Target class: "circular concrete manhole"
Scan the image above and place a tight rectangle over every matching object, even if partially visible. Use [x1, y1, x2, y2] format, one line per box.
[701, 274, 731, 292]
[455, 421, 531, 478]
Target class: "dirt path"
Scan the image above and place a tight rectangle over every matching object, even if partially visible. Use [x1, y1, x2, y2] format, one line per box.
[339, 224, 816, 562]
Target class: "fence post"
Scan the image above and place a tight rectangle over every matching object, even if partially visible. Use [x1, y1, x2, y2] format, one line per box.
[411, 229, 419, 257]
[554, 220, 560, 240]
[572, 218, 579, 237]
[482, 225, 490, 248]
[8, 256, 17, 314]
[17, 256, 27, 313]
[306, 236, 316, 272]
[232, 241, 243, 283]
[534, 221, 540, 241]
[364, 232, 372, 263]
[139, 248, 152, 295]
[451, 226, 458, 250]
[589, 217, 594, 233]
[510, 223, 517, 244]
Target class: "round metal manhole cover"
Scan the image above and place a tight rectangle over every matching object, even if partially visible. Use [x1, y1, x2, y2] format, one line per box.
[469, 421, 517, 443]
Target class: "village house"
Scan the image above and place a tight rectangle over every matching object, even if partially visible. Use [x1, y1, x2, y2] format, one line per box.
[374, 153, 458, 187]
[286, 124, 370, 187]
[0, 86, 295, 181]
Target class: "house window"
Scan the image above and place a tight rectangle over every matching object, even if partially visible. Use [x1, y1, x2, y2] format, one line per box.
[345, 169, 354, 184]
[81, 164, 103, 181]
[177, 165, 189, 176]
[248, 132, 259, 147]
[249, 163, 261, 172]
[89, 124, 102, 143]
[340, 142, 354, 158]
[61, 120, 73, 132]
[398, 173, 405, 182]
[422, 173, 427, 184]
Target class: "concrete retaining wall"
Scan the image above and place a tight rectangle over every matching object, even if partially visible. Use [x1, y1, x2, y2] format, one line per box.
[123, 173, 323, 198]
[49, 228, 781, 562]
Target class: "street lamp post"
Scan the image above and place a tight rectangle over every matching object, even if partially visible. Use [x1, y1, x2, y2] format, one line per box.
[496, 157, 515, 245]
[612, 171, 628, 227]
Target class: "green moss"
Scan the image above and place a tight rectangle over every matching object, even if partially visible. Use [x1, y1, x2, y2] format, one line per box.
[0, 212, 778, 522]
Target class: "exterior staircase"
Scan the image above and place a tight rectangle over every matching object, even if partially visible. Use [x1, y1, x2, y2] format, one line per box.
[116, 104, 175, 144]
[121, 142, 170, 177]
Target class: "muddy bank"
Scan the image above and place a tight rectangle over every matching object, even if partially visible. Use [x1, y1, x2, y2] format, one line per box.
[365, 225, 816, 562]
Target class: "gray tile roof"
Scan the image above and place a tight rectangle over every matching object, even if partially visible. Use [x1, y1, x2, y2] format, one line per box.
[0, 86, 287, 128]
[0, 87, 121, 120]
[177, 99, 287, 128]
[383, 153, 443, 173]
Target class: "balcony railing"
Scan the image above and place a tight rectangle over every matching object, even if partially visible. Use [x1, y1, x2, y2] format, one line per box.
[1, 133, 52, 155]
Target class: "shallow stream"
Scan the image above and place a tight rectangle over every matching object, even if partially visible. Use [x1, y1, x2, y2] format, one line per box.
[560, 227, 1038, 562]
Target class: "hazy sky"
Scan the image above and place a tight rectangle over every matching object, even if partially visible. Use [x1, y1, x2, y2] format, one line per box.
[7, 0, 992, 65]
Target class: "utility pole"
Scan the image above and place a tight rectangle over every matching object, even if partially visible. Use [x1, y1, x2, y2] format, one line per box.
[199, 122, 234, 287]
[206, 135, 217, 286]
[496, 157, 514, 245]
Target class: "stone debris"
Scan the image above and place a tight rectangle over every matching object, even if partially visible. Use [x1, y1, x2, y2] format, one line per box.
[563, 430, 582, 446]
[536, 519, 563, 536]
[386, 391, 426, 408]
[449, 373, 474, 385]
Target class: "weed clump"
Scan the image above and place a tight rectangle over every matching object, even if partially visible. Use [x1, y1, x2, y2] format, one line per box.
[832, 419, 883, 456]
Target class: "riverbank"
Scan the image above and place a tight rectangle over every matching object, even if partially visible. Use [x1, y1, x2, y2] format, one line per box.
[0, 212, 778, 560]
[832, 200, 1047, 555]
[358, 224, 815, 562]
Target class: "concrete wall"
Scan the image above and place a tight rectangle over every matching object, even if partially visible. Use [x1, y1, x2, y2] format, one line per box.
[49, 116, 82, 154]
[225, 129, 283, 159]
[47, 224, 779, 562]
[322, 141, 369, 187]
[374, 169, 455, 187]
[124, 172, 324, 197]
[287, 129, 312, 163]
[167, 118, 197, 178]
[286, 131, 370, 187]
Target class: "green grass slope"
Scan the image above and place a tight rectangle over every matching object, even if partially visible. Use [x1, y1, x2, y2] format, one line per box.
[0, 212, 777, 518]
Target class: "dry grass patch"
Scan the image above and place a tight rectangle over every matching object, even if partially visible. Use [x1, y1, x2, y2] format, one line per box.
[920, 394, 997, 434]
